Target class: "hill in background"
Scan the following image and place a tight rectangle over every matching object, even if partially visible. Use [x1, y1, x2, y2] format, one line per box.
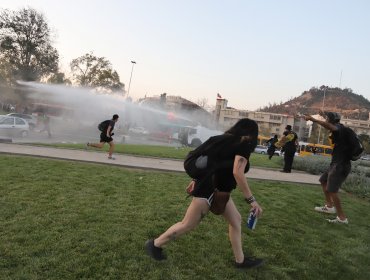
[259, 86, 370, 120]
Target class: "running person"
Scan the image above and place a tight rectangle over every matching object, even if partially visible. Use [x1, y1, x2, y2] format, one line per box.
[87, 114, 119, 159]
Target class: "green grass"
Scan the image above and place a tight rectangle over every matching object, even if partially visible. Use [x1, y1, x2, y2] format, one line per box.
[1, 155, 369, 280]
[30, 143, 284, 169]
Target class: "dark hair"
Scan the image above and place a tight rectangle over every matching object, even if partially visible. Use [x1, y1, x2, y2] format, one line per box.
[324, 111, 340, 124]
[112, 114, 119, 120]
[225, 118, 259, 148]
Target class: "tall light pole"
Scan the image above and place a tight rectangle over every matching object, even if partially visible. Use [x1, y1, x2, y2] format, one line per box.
[126, 60, 136, 98]
[317, 87, 327, 144]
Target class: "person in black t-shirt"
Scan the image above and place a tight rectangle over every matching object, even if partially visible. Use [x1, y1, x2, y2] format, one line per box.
[275, 125, 298, 173]
[266, 135, 278, 160]
[87, 114, 119, 160]
[145, 118, 264, 269]
[304, 111, 350, 224]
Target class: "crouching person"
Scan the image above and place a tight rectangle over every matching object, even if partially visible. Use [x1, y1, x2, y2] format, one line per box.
[145, 118, 264, 269]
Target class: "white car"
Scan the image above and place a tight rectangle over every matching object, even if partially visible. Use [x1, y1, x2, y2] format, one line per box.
[254, 145, 268, 154]
[254, 145, 282, 156]
[0, 116, 30, 137]
[7, 113, 38, 130]
[128, 126, 149, 136]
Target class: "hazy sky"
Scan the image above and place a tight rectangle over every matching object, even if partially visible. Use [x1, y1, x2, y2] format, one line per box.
[2, 0, 370, 110]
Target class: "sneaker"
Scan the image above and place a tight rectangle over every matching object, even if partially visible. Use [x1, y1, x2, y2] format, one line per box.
[314, 205, 336, 214]
[108, 156, 116, 160]
[235, 256, 264, 269]
[145, 239, 166, 261]
[327, 216, 348, 224]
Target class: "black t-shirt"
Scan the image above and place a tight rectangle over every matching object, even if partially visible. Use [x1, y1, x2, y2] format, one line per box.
[206, 134, 254, 190]
[331, 124, 350, 163]
[102, 120, 116, 134]
[284, 131, 298, 152]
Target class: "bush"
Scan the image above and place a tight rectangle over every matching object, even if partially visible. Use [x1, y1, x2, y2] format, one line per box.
[293, 155, 330, 175]
[293, 156, 370, 199]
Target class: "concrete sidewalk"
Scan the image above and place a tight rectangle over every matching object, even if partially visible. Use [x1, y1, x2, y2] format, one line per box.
[0, 143, 320, 185]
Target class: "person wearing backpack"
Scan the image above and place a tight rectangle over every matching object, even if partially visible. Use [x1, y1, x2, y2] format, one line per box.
[145, 118, 264, 269]
[86, 114, 119, 160]
[266, 134, 278, 160]
[304, 111, 354, 224]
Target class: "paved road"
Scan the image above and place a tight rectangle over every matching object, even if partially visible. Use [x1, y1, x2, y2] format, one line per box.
[0, 143, 320, 185]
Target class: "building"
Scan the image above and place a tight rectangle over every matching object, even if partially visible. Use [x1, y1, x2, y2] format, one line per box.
[341, 113, 370, 136]
[214, 98, 306, 139]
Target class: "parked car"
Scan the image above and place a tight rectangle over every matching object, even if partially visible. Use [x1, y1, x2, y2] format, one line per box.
[128, 126, 149, 136]
[254, 145, 268, 154]
[0, 115, 30, 137]
[254, 145, 282, 156]
[360, 154, 370, 161]
[6, 113, 37, 130]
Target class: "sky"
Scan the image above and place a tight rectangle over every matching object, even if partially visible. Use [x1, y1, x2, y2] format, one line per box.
[2, 0, 370, 111]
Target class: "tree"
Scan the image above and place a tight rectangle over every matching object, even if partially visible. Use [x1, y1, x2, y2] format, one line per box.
[359, 134, 370, 154]
[0, 8, 59, 83]
[70, 53, 124, 92]
[47, 72, 71, 85]
[196, 97, 208, 108]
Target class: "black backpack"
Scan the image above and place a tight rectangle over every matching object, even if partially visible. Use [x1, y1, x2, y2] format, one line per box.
[342, 125, 364, 161]
[184, 134, 232, 179]
[98, 120, 110, 132]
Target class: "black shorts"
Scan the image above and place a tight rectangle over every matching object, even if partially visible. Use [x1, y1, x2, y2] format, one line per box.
[100, 133, 113, 143]
[192, 172, 236, 199]
[319, 161, 351, 193]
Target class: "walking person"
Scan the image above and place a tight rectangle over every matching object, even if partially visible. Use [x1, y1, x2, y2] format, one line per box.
[266, 135, 278, 160]
[304, 111, 351, 224]
[87, 114, 119, 160]
[39, 113, 52, 138]
[145, 118, 264, 269]
[276, 125, 298, 173]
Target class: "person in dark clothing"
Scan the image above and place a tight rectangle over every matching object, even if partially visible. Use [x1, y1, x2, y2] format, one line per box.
[266, 135, 278, 160]
[305, 111, 350, 224]
[39, 114, 52, 138]
[276, 125, 297, 173]
[145, 118, 264, 269]
[87, 114, 119, 160]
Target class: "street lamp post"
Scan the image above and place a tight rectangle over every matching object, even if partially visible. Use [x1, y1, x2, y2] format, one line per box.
[317, 87, 327, 144]
[126, 60, 136, 98]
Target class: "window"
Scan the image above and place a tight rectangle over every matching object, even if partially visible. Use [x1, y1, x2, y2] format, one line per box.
[15, 118, 26, 125]
[0, 118, 14, 125]
[269, 115, 281, 120]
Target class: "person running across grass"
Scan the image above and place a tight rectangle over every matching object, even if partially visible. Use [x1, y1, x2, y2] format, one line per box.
[87, 114, 119, 160]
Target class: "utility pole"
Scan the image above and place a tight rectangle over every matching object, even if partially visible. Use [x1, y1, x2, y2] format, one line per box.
[317, 87, 327, 144]
[126, 60, 136, 98]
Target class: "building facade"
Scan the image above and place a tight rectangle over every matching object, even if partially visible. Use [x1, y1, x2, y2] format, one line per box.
[214, 98, 306, 139]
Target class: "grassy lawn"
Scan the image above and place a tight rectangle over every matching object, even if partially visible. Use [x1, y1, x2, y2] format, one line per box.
[1, 155, 369, 280]
[30, 143, 283, 169]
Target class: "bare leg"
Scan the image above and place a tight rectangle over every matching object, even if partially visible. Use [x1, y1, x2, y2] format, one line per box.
[330, 192, 346, 220]
[88, 142, 105, 149]
[154, 198, 209, 247]
[321, 183, 333, 207]
[108, 141, 115, 157]
[222, 198, 243, 263]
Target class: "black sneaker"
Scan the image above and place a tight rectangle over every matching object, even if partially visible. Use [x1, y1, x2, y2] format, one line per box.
[235, 257, 264, 269]
[145, 239, 166, 261]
